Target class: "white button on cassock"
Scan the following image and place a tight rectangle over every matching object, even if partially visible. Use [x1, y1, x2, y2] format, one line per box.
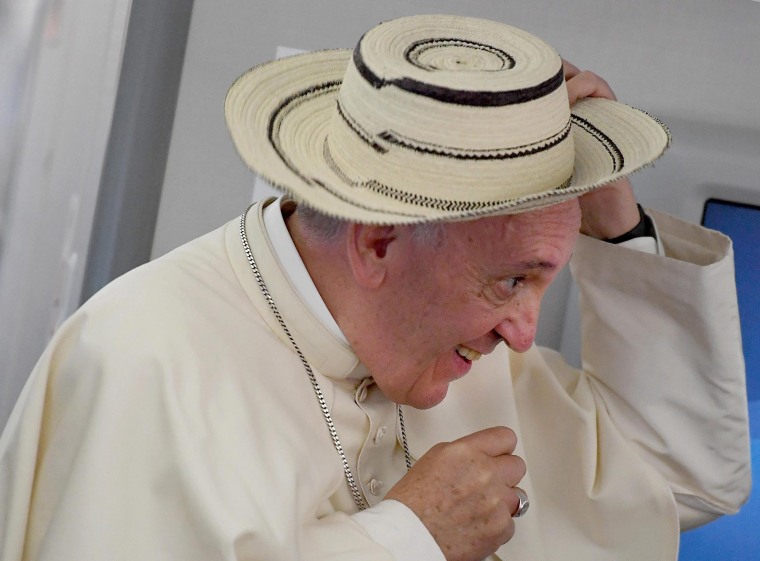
[368, 478, 384, 496]
[374, 426, 387, 444]
[354, 378, 373, 403]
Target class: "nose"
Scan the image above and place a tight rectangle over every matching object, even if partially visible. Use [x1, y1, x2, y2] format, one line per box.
[493, 299, 540, 353]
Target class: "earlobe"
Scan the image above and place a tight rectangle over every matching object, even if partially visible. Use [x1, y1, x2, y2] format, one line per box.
[346, 224, 397, 288]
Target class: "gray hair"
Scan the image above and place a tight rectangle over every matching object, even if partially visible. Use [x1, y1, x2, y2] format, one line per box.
[296, 203, 446, 247]
[296, 204, 348, 241]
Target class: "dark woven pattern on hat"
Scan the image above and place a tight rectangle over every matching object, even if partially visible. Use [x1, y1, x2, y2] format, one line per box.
[570, 114, 625, 173]
[267, 80, 343, 182]
[322, 139, 572, 214]
[336, 98, 571, 160]
[404, 38, 516, 72]
[375, 122, 572, 160]
[353, 46, 565, 107]
[335, 100, 389, 154]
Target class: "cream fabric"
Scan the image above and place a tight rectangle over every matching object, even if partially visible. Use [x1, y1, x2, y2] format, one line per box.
[352, 500, 445, 561]
[0, 201, 750, 561]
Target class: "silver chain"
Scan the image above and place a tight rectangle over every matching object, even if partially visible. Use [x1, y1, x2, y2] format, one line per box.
[239, 206, 412, 511]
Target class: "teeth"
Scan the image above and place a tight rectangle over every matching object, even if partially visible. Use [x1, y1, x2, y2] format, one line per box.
[455, 345, 482, 362]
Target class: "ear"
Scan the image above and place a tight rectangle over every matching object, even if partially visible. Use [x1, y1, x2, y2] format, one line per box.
[346, 223, 399, 288]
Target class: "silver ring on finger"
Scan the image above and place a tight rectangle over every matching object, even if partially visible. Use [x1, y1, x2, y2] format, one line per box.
[512, 486, 529, 518]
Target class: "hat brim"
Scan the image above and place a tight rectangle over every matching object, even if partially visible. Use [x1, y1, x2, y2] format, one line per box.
[225, 49, 670, 224]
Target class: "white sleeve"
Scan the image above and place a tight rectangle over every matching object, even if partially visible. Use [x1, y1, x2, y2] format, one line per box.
[571, 208, 751, 529]
[351, 500, 446, 561]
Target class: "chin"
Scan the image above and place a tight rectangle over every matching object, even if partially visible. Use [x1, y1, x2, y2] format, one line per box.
[403, 384, 450, 410]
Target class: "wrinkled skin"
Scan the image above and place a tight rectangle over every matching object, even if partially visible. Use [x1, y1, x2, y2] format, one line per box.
[345, 199, 581, 410]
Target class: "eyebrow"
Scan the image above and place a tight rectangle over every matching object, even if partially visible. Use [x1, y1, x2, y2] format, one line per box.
[514, 260, 557, 271]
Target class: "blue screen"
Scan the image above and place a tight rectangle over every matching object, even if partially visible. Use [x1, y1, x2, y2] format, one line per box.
[679, 199, 760, 560]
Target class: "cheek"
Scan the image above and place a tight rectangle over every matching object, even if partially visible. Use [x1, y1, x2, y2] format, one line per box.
[391, 283, 453, 344]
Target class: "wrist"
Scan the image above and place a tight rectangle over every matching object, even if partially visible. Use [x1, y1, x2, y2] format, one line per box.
[603, 204, 656, 244]
[578, 179, 641, 239]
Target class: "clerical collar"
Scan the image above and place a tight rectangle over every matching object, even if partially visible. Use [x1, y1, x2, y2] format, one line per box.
[263, 197, 348, 344]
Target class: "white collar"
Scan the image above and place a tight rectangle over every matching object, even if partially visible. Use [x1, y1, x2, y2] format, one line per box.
[263, 197, 348, 344]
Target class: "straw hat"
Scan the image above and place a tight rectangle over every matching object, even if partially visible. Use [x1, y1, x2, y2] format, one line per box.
[225, 14, 670, 224]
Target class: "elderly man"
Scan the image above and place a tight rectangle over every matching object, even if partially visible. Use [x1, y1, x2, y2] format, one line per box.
[0, 14, 751, 561]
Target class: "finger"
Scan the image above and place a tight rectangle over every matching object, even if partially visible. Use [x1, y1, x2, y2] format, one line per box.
[454, 426, 517, 457]
[562, 59, 581, 80]
[494, 452, 527, 487]
[510, 486, 530, 518]
[496, 505, 517, 545]
[566, 70, 617, 105]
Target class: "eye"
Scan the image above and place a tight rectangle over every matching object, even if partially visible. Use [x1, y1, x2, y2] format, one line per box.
[494, 276, 525, 298]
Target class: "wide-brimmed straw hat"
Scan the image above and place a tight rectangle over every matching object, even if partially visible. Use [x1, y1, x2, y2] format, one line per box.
[225, 14, 670, 224]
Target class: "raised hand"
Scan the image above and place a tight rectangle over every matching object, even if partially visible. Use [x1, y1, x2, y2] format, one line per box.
[564, 60, 642, 240]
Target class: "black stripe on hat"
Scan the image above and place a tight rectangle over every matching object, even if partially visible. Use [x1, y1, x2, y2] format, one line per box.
[322, 139, 573, 214]
[404, 38, 516, 71]
[335, 100, 389, 154]
[336, 96, 571, 160]
[570, 114, 625, 172]
[375, 121, 572, 160]
[353, 45, 564, 107]
[267, 80, 343, 181]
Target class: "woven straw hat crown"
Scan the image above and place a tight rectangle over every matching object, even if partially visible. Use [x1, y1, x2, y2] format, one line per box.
[225, 14, 670, 224]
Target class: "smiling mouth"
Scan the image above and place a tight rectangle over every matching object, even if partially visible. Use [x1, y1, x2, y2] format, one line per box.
[455, 345, 482, 362]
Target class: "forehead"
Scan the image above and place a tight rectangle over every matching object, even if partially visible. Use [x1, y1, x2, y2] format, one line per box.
[441, 200, 581, 265]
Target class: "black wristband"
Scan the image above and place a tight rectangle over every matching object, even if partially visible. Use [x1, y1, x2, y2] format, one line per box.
[603, 204, 656, 244]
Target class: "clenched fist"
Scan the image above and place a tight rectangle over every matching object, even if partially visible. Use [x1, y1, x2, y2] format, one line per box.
[386, 426, 527, 561]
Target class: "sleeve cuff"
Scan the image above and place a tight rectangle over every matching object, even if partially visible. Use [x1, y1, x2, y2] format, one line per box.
[613, 208, 663, 255]
[351, 499, 446, 561]
[617, 235, 658, 254]
[603, 204, 656, 244]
